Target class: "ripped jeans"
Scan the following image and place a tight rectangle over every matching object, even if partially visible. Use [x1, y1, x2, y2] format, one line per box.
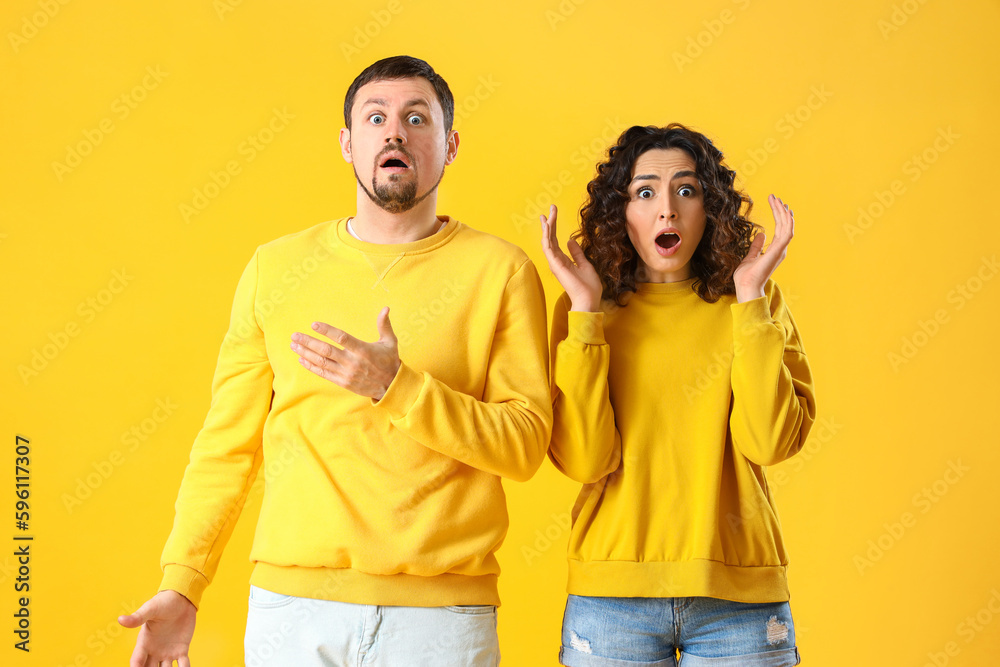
[559, 595, 800, 667]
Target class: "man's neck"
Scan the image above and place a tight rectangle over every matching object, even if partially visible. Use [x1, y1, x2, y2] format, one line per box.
[350, 191, 442, 244]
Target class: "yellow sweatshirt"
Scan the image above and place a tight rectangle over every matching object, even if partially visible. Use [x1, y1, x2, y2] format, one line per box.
[159, 217, 552, 609]
[549, 278, 816, 603]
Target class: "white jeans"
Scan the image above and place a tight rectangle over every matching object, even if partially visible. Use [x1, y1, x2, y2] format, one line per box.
[244, 585, 501, 666]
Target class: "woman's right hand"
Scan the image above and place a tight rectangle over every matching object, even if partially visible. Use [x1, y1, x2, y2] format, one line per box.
[539, 205, 603, 312]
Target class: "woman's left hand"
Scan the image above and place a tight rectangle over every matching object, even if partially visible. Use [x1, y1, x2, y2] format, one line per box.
[733, 194, 795, 303]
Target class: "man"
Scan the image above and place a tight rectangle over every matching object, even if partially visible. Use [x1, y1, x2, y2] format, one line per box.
[119, 55, 552, 666]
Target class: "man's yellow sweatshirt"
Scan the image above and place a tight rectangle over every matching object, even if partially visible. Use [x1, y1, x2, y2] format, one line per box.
[549, 278, 816, 603]
[159, 217, 552, 608]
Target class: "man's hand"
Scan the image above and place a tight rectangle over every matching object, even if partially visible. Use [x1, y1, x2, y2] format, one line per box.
[733, 194, 796, 303]
[117, 590, 196, 667]
[291, 306, 402, 400]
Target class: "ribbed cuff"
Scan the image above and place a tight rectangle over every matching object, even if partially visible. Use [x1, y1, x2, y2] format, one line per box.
[372, 361, 423, 419]
[159, 563, 208, 610]
[566, 311, 606, 345]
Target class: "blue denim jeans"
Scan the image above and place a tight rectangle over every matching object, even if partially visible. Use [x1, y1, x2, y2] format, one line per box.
[244, 585, 500, 666]
[559, 595, 800, 666]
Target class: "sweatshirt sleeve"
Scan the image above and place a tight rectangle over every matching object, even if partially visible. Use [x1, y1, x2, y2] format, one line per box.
[158, 248, 273, 608]
[729, 280, 816, 466]
[547, 292, 622, 484]
[372, 258, 552, 483]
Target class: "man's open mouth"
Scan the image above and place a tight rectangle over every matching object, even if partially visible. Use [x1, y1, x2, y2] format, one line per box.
[379, 153, 411, 169]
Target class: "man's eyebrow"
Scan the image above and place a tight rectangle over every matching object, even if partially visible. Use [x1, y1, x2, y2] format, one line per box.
[360, 98, 431, 110]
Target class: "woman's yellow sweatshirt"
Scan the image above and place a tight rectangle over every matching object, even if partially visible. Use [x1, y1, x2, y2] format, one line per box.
[159, 217, 552, 608]
[549, 278, 816, 603]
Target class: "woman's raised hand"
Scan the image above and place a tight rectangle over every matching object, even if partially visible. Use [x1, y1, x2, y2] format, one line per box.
[733, 194, 795, 303]
[539, 205, 604, 312]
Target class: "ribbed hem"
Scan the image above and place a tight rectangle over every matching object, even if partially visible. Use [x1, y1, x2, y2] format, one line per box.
[250, 562, 501, 607]
[567, 559, 789, 603]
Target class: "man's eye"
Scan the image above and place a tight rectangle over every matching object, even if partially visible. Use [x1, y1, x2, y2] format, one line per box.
[370, 114, 385, 125]
[407, 115, 423, 125]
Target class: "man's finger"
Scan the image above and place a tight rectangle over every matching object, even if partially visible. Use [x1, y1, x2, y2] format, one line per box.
[292, 337, 346, 371]
[310, 322, 364, 352]
[129, 641, 150, 667]
[299, 356, 348, 388]
[293, 331, 351, 361]
[119, 599, 154, 629]
[376, 307, 397, 346]
[179, 657, 192, 667]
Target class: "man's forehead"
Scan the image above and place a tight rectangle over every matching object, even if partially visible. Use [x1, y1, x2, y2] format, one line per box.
[354, 78, 439, 110]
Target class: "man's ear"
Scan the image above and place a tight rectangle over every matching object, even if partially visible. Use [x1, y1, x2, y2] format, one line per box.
[444, 130, 460, 166]
[339, 128, 353, 163]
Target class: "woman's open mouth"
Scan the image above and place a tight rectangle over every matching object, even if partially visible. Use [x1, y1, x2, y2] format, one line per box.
[654, 231, 681, 256]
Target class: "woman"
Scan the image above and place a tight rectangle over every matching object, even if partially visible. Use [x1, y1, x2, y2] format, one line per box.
[540, 123, 816, 666]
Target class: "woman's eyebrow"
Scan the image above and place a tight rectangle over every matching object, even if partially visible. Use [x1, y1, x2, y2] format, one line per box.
[670, 170, 697, 181]
[630, 174, 660, 184]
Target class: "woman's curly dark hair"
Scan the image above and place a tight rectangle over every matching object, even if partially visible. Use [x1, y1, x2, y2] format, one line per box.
[573, 123, 759, 304]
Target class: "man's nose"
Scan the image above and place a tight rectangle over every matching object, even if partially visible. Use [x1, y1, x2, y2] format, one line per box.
[383, 117, 406, 145]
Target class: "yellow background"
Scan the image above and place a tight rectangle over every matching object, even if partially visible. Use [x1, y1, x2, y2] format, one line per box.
[3, 0, 999, 665]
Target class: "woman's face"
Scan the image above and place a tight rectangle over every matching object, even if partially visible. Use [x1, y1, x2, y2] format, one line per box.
[624, 147, 707, 283]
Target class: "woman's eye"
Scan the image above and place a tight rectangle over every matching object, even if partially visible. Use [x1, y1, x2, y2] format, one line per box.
[370, 114, 385, 125]
[678, 185, 695, 196]
[637, 188, 653, 199]
[407, 115, 423, 125]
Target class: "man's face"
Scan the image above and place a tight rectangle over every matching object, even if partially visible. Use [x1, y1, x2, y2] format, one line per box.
[339, 77, 458, 213]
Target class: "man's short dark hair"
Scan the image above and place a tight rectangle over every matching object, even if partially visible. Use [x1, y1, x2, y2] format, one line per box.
[343, 55, 455, 133]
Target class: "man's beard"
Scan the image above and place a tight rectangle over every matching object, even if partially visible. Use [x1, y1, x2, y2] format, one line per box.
[355, 166, 444, 214]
